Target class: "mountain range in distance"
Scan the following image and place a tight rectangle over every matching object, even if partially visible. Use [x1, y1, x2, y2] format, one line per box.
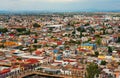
[0, 9, 120, 15]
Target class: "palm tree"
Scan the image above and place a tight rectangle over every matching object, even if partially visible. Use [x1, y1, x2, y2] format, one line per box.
[86, 63, 101, 78]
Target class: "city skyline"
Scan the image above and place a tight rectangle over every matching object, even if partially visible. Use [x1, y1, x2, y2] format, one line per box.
[0, 0, 120, 12]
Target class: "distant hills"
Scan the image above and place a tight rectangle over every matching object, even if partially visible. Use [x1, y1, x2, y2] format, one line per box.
[0, 10, 120, 15]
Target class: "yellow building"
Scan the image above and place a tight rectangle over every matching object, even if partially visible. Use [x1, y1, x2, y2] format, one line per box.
[4, 41, 18, 46]
[80, 43, 96, 50]
[80, 46, 93, 50]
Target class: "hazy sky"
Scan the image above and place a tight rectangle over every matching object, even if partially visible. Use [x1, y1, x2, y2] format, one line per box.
[0, 0, 120, 11]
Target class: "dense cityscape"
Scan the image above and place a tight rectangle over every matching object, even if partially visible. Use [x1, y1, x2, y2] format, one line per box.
[0, 12, 119, 78]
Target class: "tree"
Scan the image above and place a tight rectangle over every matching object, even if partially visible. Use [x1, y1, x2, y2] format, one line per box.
[77, 27, 85, 32]
[0, 44, 5, 48]
[77, 27, 85, 38]
[100, 60, 107, 65]
[84, 23, 90, 26]
[68, 20, 76, 26]
[96, 38, 102, 46]
[16, 28, 26, 32]
[0, 28, 8, 33]
[86, 63, 101, 78]
[103, 29, 106, 35]
[25, 29, 31, 35]
[33, 23, 40, 28]
[118, 62, 120, 65]
[35, 33, 38, 37]
[89, 27, 95, 34]
[80, 31, 83, 38]
[108, 46, 112, 55]
[117, 37, 120, 43]
[49, 27, 53, 32]
[72, 31, 75, 35]
[76, 41, 81, 44]
[34, 39, 38, 43]
[16, 57, 22, 61]
[94, 51, 99, 57]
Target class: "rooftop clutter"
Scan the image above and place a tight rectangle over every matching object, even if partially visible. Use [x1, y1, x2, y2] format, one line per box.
[0, 14, 120, 78]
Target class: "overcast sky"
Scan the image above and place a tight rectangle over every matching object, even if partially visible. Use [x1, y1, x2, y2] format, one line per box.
[0, 0, 120, 11]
